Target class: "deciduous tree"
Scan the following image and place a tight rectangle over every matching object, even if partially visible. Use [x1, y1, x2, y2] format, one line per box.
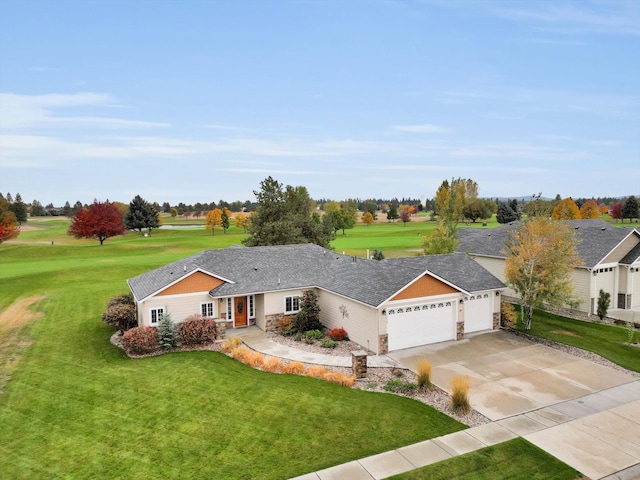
[0, 196, 20, 244]
[422, 219, 458, 254]
[462, 198, 494, 223]
[579, 199, 600, 219]
[399, 208, 411, 226]
[206, 208, 222, 235]
[67, 200, 126, 245]
[504, 217, 582, 330]
[609, 202, 623, 222]
[234, 212, 251, 232]
[551, 197, 581, 220]
[362, 211, 374, 226]
[221, 207, 231, 233]
[8, 193, 28, 223]
[124, 195, 160, 236]
[387, 204, 399, 222]
[30, 199, 45, 217]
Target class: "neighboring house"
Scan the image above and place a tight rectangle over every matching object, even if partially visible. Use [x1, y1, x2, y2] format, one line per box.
[127, 244, 505, 354]
[457, 219, 640, 315]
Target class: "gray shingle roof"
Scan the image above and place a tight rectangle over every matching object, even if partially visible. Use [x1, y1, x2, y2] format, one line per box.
[127, 244, 506, 308]
[457, 219, 640, 269]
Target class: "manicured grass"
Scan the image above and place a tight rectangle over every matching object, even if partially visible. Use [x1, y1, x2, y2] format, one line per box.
[389, 438, 582, 479]
[516, 308, 640, 373]
[0, 222, 466, 479]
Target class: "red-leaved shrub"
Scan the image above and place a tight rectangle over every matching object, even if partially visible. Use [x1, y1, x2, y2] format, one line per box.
[121, 326, 159, 354]
[328, 327, 349, 341]
[177, 314, 218, 346]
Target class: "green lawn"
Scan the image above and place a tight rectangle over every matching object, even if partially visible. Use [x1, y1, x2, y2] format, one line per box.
[0, 221, 466, 479]
[516, 309, 640, 373]
[389, 438, 582, 480]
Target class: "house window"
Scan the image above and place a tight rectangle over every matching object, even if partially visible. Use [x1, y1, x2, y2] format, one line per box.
[150, 307, 164, 325]
[285, 295, 300, 314]
[248, 295, 255, 319]
[227, 298, 233, 320]
[201, 302, 215, 318]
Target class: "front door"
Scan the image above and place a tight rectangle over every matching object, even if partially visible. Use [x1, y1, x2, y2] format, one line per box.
[234, 296, 247, 327]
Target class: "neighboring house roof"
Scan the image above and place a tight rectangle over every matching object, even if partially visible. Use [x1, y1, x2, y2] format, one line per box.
[128, 244, 505, 308]
[458, 219, 640, 269]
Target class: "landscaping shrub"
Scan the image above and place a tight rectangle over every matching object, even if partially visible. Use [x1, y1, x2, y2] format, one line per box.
[305, 329, 323, 341]
[451, 375, 471, 414]
[177, 314, 218, 346]
[262, 357, 284, 373]
[102, 303, 137, 332]
[320, 339, 336, 349]
[294, 290, 323, 332]
[305, 365, 326, 379]
[281, 361, 304, 375]
[392, 367, 404, 378]
[500, 301, 517, 329]
[614, 319, 628, 326]
[156, 312, 178, 350]
[328, 327, 349, 341]
[220, 337, 242, 353]
[597, 289, 611, 321]
[230, 346, 250, 362]
[243, 350, 265, 368]
[276, 315, 296, 336]
[106, 293, 135, 309]
[121, 326, 159, 355]
[383, 379, 416, 394]
[416, 359, 432, 391]
[323, 371, 356, 387]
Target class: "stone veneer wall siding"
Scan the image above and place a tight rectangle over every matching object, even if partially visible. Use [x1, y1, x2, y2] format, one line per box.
[352, 351, 368, 378]
[456, 321, 464, 340]
[493, 312, 500, 330]
[378, 334, 388, 355]
[264, 313, 296, 332]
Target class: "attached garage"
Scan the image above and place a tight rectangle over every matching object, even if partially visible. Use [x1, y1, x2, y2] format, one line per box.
[387, 300, 457, 351]
[464, 293, 493, 334]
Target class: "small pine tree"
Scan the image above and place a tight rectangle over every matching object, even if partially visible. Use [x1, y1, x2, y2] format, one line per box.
[294, 290, 323, 333]
[157, 311, 178, 350]
[597, 289, 611, 321]
[372, 249, 385, 260]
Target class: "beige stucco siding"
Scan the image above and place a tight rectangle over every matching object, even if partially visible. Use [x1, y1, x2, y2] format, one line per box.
[255, 295, 266, 330]
[632, 267, 640, 308]
[619, 268, 628, 291]
[602, 234, 640, 264]
[570, 269, 592, 313]
[263, 289, 306, 316]
[317, 291, 379, 353]
[139, 292, 215, 327]
[472, 257, 517, 297]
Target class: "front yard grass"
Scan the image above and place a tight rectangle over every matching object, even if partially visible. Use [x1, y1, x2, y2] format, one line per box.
[0, 224, 465, 479]
[515, 309, 640, 373]
[389, 438, 582, 479]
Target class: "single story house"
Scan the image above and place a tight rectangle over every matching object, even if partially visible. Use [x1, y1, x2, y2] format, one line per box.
[127, 244, 505, 354]
[457, 219, 640, 315]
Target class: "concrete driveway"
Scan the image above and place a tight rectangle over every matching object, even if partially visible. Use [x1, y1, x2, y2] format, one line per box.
[386, 330, 636, 421]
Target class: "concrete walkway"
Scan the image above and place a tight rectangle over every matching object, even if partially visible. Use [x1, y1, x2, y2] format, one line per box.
[226, 328, 640, 479]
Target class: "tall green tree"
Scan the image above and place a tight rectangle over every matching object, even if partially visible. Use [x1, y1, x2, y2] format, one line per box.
[221, 207, 231, 233]
[504, 217, 582, 330]
[124, 195, 160, 236]
[244, 177, 332, 247]
[496, 202, 519, 224]
[622, 196, 639, 223]
[8, 193, 28, 223]
[30, 199, 45, 217]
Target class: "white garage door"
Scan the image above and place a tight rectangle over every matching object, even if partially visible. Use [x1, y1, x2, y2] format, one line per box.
[387, 301, 456, 351]
[464, 294, 492, 333]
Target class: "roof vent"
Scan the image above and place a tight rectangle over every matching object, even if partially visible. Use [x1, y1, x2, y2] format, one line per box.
[254, 267, 258, 271]
[574, 226, 580, 230]
[184, 265, 187, 272]
[601, 227, 606, 231]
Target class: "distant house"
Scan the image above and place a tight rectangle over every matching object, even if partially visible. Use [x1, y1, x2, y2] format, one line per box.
[127, 244, 505, 354]
[458, 219, 640, 315]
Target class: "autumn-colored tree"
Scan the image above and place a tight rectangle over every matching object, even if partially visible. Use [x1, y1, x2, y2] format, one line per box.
[0, 196, 20, 244]
[362, 211, 374, 226]
[206, 208, 223, 235]
[599, 204, 609, 215]
[551, 197, 581, 220]
[579, 199, 601, 219]
[399, 209, 411, 226]
[170, 208, 178, 219]
[234, 212, 252, 233]
[67, 200, 126, 245]
[609, 202, 622, 222]
[423, 219, 458, 254]
[504, 218, 582, 330]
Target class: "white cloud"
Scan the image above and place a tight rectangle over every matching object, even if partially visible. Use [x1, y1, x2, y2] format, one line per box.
[0, 92, 169, 130]
[391, 123, 451, 133]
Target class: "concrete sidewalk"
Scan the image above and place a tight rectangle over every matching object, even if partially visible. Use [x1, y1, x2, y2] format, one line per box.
[290, 382, 640, 480]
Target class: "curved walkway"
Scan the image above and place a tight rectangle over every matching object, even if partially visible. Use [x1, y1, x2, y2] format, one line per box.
[227, 326, 397, 368]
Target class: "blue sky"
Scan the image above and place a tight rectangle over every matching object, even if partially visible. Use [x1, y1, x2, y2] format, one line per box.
[1, 0, 638, 207]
